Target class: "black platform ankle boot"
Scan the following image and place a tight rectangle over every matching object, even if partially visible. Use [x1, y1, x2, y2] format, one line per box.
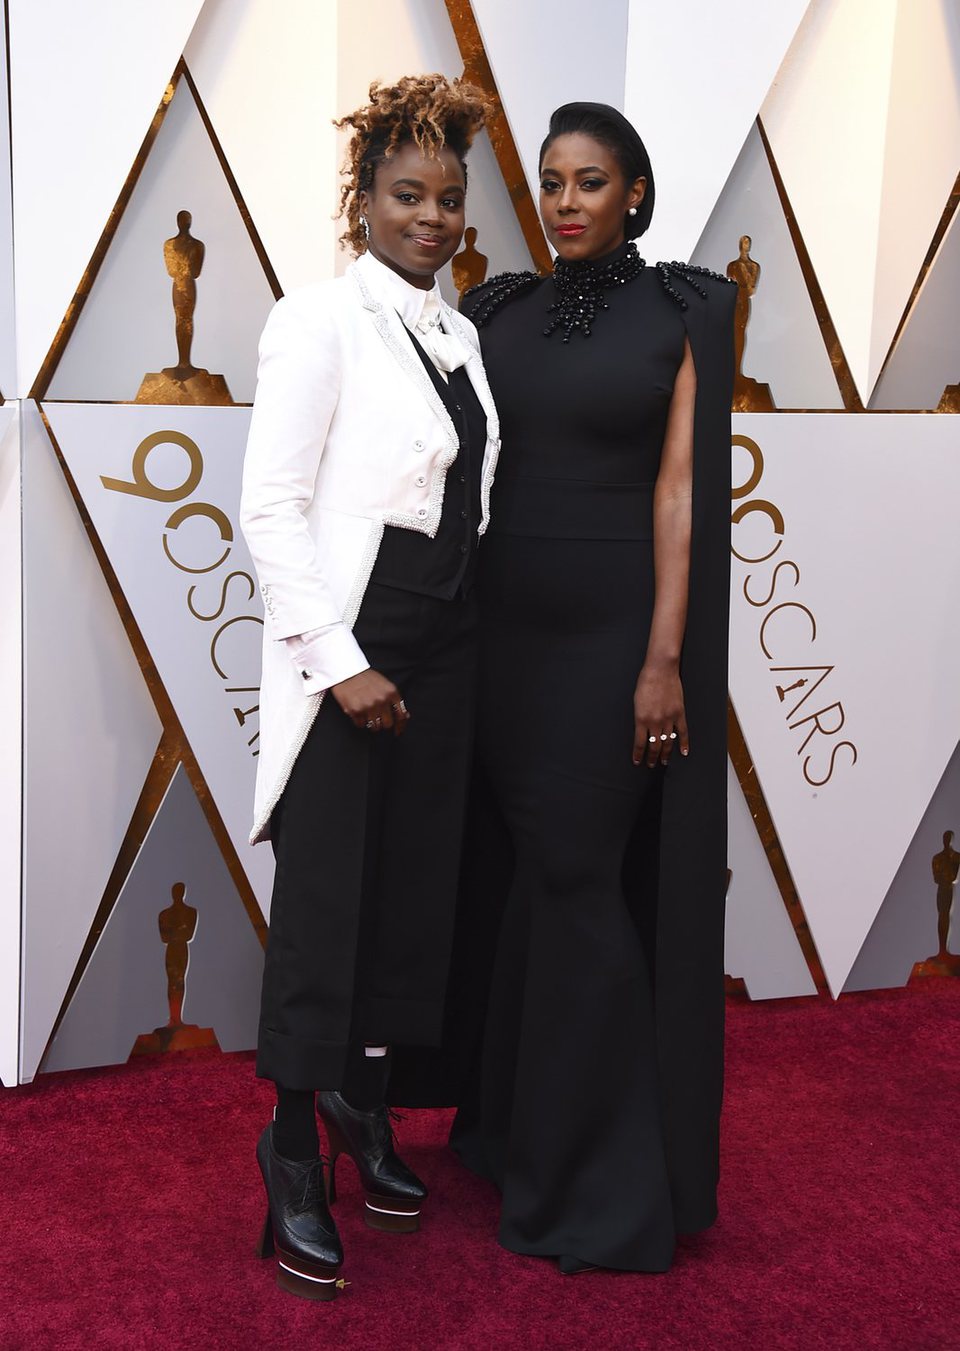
[317, 1090, 427, 1233]
[255, 1123, 344, 1300]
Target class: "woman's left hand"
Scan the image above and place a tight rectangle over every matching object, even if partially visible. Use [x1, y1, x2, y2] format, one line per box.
[633, 662, 689, 768]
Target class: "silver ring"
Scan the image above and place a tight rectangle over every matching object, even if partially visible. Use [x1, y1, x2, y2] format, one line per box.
[365, 720, 375, 730]
[660, 733, 669, 741]
[374, 716, 383, 729]
[392, 700, 407, 714]
[669, 731, 678, 740]
[647, 735, 657, 744]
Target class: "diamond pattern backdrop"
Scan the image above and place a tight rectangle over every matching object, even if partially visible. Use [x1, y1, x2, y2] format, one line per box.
[2, 0, 957, 1082]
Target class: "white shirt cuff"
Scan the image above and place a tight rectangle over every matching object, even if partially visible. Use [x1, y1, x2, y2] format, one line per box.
[285, 623, 369, 695]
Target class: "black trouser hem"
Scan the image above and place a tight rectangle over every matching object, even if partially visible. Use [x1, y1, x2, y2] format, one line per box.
[256, 1028, 350, 1092]
[257, 994, 445, 1091]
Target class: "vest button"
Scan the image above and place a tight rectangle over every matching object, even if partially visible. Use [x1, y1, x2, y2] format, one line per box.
[460, 510, 468, 519]
[415, 475, 426, 487]
[417, 508, 428, 517]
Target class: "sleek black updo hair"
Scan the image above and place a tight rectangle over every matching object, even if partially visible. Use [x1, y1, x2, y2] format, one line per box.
[538, 102, 655, 240]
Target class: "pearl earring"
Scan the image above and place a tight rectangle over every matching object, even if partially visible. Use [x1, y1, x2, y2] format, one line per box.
[628, 206, 638, 217]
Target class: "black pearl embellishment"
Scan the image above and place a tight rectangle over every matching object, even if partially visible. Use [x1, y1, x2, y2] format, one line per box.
[543, 242, 646, 341]
[464, 269, 541, 327]
[464, 251, 736, 332]
[656, 260, 735, 311]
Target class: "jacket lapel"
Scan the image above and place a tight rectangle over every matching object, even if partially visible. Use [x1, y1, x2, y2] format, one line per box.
[350, 267, 458, 450]
[442, 305, 501, 446]
[441, 304, 501, 531]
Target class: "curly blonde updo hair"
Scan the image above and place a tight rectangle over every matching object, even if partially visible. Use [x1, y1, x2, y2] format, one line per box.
[335, 73, 490, 256]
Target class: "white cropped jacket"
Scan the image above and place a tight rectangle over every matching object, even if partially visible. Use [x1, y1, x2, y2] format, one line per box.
[240, 253, 500, 843]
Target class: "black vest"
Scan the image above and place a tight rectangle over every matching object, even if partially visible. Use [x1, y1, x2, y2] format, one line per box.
[370, 328, 486, 598]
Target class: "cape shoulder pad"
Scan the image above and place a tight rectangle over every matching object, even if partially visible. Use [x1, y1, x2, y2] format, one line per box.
[655, 260, 736, 311]
[460, 269, 543, 327]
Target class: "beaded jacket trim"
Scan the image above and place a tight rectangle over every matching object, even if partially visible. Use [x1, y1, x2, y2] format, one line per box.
[249, 516, 387, 844]
[443, 306, 501, 534]
[353, 270, 501, 538]
[250, 289, 503, 842]
[353, 269, 460, 538]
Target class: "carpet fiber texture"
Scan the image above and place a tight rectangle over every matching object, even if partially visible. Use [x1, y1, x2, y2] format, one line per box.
[2, 981, 959, 1350]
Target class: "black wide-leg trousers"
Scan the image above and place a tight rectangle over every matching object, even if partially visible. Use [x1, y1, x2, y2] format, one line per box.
[256, 581, 478, 1091]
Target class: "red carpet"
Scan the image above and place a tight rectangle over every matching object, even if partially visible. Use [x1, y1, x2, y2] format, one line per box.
[2, 981, 959, 1351]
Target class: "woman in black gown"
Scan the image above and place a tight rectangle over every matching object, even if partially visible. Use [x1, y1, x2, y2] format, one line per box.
[456, 103, 736, 1274]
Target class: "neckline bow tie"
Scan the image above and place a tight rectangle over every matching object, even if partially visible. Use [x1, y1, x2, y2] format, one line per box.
[414, 294, 470, 374]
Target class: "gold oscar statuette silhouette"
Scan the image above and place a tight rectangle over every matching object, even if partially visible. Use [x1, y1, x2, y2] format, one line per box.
[135, 210, 234, 406]
[452, 226, 488, 297]
[936, 382, 960, 413]
[910, 830, 960, 979]
[726, 235, 775, 413]
[130, 882, 220, 1057]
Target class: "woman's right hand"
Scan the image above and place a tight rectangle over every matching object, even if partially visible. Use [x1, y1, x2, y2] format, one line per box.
[331, 669, 411, 736]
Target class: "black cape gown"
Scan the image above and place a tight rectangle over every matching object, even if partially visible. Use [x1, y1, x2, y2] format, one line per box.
[392, 255, 735, 1262]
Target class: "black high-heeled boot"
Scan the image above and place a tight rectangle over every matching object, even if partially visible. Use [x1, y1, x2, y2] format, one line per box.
[255, 1123, 344, 1300]
[317, 1090, 427, 1233]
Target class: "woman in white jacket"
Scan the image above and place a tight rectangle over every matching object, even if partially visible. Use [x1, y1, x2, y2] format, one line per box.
[240, 75, 497, 1300]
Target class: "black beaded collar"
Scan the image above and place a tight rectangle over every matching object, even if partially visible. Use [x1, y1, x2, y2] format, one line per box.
[463, 250, 733, 332]
[546, 241, 645, 341]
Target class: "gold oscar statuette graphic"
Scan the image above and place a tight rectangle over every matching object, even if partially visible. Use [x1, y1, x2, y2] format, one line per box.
[911, 831, 960, 979]
[727, 235, 775, 413]
[130, 882, 220, 1056]
[452, 226, 489, 297]
[937, 382, 960, 413]
[135, 210, 234, 406]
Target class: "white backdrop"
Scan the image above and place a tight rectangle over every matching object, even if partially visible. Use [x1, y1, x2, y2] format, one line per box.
[4, 0, 959, 1082]
[47, 405, 273, 909]
[729, 414, 960, 994]
[46, 77, 278, 404]
[0, 404, 21, 1086]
